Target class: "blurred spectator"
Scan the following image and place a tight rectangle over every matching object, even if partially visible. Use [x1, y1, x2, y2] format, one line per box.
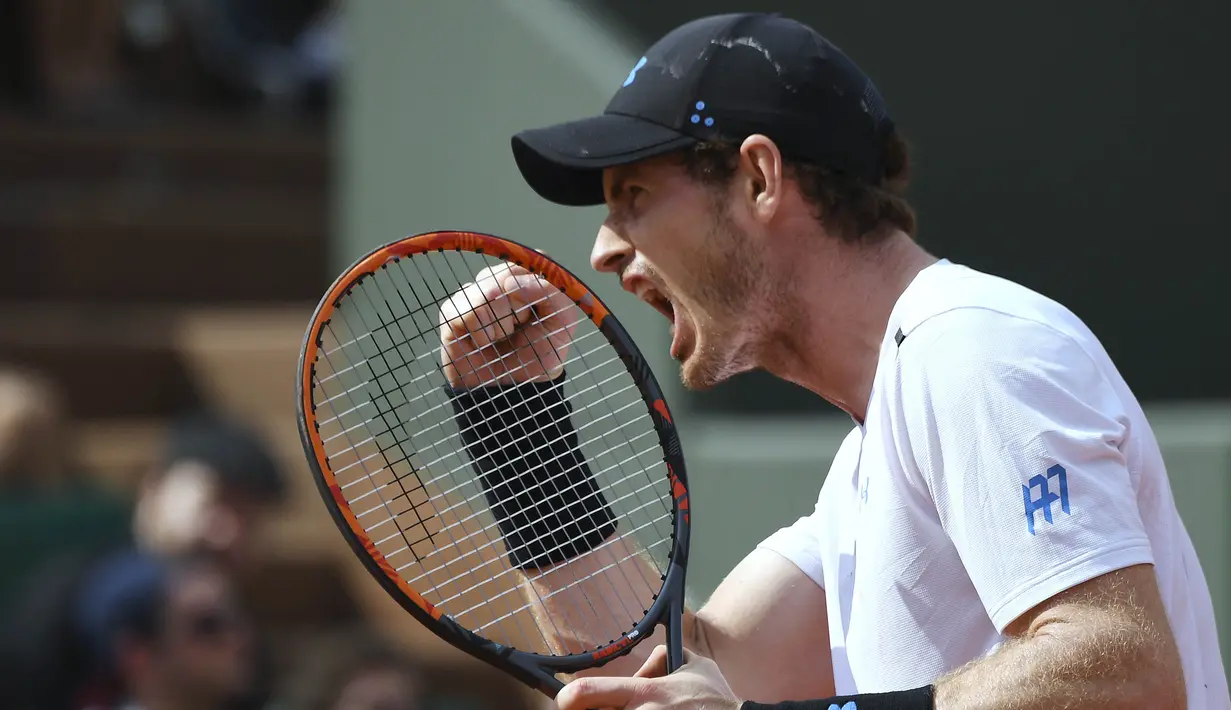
[0, 549, 258, 710]
[282, 630, 425, 710]
[134, 412, 287, 573]
[0, 546, 110, 710]
[0, 366, 70, 491]
[0, 367, 132, 611]
[74, 549, 259, 710]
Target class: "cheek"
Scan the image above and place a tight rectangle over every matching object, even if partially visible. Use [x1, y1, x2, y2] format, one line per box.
[637, 225, 708, 284]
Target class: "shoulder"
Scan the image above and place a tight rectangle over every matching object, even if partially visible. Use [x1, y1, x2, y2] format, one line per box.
[891, 263, 1106, 391]
[881, 265, 1130, 452]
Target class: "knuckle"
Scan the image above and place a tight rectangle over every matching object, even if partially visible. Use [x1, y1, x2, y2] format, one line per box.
[566, 678, 595, 698]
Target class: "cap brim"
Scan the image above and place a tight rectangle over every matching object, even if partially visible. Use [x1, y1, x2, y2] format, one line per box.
[511, 114, 697, 207]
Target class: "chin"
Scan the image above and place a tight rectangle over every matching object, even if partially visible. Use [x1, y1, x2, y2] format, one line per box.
[678, 348, 736, 391]
[678, 331, 759, 391]
[679, 364, 719, 391]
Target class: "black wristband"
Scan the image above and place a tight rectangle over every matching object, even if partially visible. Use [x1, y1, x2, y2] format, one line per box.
[447, 374, 618, 570]
[742, 686, 934, 710]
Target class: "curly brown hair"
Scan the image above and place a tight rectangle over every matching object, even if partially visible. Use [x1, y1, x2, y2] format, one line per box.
[679, 129, 916, 244]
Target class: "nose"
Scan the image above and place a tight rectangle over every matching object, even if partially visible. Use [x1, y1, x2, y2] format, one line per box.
[591, 223, 634, 275]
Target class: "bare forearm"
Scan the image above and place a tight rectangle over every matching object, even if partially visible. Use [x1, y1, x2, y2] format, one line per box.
[934, 605, 1184, 709]
[523, 543, 836, 702]
[522, 534, 695, 670]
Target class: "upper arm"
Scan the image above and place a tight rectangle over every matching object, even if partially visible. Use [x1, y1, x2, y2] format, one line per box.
[896, 312, 1155, 633]
[1005, 559, 1180, 678]
[933, 564, 1186, 709]
[695, 547, 834, 703]
[1010, 563, 1185, 701]
[1006, 562, 1172, 642]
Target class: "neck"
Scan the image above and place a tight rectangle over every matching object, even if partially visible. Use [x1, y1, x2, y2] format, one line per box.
[762, 231, 936, 422]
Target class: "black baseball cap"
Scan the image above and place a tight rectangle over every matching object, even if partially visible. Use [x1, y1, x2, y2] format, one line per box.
[511, 12, 894, 207]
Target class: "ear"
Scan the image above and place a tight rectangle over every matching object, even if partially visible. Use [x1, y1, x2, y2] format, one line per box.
[736, 135, 784, 224]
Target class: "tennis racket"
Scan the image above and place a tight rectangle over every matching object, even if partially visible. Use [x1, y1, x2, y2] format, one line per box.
[296, 230, 691, 698]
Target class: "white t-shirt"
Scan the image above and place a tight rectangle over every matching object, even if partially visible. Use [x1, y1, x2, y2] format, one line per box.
[758, 260, 1229, 708]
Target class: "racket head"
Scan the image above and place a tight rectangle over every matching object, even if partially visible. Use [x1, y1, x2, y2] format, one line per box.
[296, 230, 691, 695]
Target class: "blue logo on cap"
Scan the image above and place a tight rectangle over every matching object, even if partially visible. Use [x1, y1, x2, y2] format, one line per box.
[623, 56, 647, 87]
[690, 101, 715, 128]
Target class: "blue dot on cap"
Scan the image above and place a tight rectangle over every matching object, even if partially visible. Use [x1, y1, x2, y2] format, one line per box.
[690, 114, 700, 123]
[704, 117, 714, 127]
[695, 101, 705, 110]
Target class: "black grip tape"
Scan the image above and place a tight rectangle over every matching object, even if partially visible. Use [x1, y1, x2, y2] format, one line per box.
[447, 374, 618, 570]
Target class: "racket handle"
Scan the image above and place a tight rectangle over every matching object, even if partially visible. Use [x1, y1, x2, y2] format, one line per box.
[666, 593, 685, 673]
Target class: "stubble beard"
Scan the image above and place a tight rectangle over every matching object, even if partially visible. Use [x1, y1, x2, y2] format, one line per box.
[678, 210, 775, 391]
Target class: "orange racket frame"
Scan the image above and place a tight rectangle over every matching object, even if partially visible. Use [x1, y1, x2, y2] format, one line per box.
[295, 230, 690, 696]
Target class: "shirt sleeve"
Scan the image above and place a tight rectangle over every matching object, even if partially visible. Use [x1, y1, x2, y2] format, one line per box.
[757, 512, 828, 592]
[893, 310, 1154, 632]
[754, 427, 863, 592]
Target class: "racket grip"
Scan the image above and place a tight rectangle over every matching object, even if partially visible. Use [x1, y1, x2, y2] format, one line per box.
[447, 374, 618, 570]
[666, 593, 685, 674]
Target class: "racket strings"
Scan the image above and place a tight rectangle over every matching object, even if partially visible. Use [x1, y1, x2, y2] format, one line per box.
[399, 387, 653, 528]
[438, 495, 672, 611]
[427, 254, 661, 638]
[322, 272, 555, 651]
[311, 249, 672, 655]
[383, 428, 660, 570]
[332, 324, 665, 576]
[347, 254, 595, 654]
[366, 256, 574, 649]
[317, 289, 593, 403]
[360, 433, 661, 582]
[430, 274, 671, 540]
[317, 292, 605, 461]
[473, 536, 673, 633]
[332, 270, 664, 620]
[402, 453, 667, 587]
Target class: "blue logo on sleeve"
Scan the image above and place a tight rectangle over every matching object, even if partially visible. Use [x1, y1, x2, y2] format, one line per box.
[1023, 464, 1071, 535]
[623, 56, 647, 87]
[827, 702, 856, 710]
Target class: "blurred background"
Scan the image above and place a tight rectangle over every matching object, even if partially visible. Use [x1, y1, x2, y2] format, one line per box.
[0, 1, 1227, 708]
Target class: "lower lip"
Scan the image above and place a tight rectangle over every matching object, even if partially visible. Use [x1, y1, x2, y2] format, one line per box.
[669, 318, 684, 360]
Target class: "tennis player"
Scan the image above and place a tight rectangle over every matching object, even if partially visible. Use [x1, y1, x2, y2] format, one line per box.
[447, 12, 1229, 710]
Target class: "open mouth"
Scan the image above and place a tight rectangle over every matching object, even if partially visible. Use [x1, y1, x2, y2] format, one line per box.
[641, 289, 675, 324]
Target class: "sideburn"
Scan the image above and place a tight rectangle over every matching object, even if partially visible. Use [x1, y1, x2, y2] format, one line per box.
[698, 196, 762, 315]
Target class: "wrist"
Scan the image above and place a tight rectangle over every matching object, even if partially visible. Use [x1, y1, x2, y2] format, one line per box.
[741, 685, 934, 710]
[446, 371, 618, 570]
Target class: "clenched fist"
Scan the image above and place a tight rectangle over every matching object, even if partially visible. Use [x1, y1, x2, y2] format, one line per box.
[439, 262, 581, 388]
